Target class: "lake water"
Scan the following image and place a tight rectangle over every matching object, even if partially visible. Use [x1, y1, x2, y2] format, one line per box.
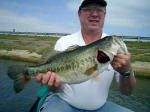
[0, 59, 150, 112]
[0, 60, 40, 112]
[108, 78, 150, 112]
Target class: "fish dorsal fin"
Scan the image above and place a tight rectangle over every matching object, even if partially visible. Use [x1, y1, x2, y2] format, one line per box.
[65, 45, 80, 52]
[39, 49, 60, 64]
[84, 64, 98, 76]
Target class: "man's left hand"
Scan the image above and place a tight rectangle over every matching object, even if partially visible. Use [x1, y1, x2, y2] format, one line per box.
[111, 52, 131, 74]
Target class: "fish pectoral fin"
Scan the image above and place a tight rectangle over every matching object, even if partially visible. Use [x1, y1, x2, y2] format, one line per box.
[39, 49, 60, 64]
[65, 45, 80, 52]
[92, 74, 100, 81]
[84, 64, 98, 76]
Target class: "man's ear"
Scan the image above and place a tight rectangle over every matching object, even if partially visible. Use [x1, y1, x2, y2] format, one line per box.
[78, 10, 81, 17]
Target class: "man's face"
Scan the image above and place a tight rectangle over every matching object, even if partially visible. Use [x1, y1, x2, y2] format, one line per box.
[78, 4, 106, 32]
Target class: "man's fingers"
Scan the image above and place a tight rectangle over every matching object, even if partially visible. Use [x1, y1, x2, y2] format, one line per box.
[35, 74, 43, 83]
[35, 71, 61, 87]
[112, 53, 130, 65]
[115, 53, 130, 59]
[111, 62, 121, 70]
[48, 72, 55, 86]
[42, 72, 51, 84]
[55, 75, 60, 87]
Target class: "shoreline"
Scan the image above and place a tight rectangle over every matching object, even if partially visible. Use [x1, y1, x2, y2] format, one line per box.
[0, 49, 149, 79]
[0, 49, 41, 63]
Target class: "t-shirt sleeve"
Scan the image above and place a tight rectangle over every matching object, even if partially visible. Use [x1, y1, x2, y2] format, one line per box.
[54, 38, 65, 51]
[54, 39, 62, 51]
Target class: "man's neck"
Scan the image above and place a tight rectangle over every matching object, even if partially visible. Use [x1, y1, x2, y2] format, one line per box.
[81, 29, 102, 45]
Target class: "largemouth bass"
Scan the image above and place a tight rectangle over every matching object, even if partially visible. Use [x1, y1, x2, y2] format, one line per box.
[8, 36, 127, 93]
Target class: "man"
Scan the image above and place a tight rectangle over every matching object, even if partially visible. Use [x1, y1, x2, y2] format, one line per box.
[36, 0, 136, 111]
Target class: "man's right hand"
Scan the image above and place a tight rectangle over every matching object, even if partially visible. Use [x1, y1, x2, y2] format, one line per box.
[35, 71, 61, 87]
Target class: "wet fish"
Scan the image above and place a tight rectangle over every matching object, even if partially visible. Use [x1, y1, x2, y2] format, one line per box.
[8, 36, 127, 93]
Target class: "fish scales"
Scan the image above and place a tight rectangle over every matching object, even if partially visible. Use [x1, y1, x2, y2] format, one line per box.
[32, 42, 99, 80]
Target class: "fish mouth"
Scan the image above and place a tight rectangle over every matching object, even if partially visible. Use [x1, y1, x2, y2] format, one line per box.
[97, 50, 110, 64]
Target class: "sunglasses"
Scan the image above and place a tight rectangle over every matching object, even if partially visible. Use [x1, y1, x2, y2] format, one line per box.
[81, 7, 106, 14]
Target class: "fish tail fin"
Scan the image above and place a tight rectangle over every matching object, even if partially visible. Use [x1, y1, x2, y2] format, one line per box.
[8, 65, 31, 93]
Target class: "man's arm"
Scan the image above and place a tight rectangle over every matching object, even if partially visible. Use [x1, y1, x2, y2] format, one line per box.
[119, 71, 136, 95]
[111, 52, 136, 96]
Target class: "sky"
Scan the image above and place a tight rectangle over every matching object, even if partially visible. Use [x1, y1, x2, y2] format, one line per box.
[0, 0, 150, 37]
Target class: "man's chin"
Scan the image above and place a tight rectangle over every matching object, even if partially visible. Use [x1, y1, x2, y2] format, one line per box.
[88, 27, 100, 32]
